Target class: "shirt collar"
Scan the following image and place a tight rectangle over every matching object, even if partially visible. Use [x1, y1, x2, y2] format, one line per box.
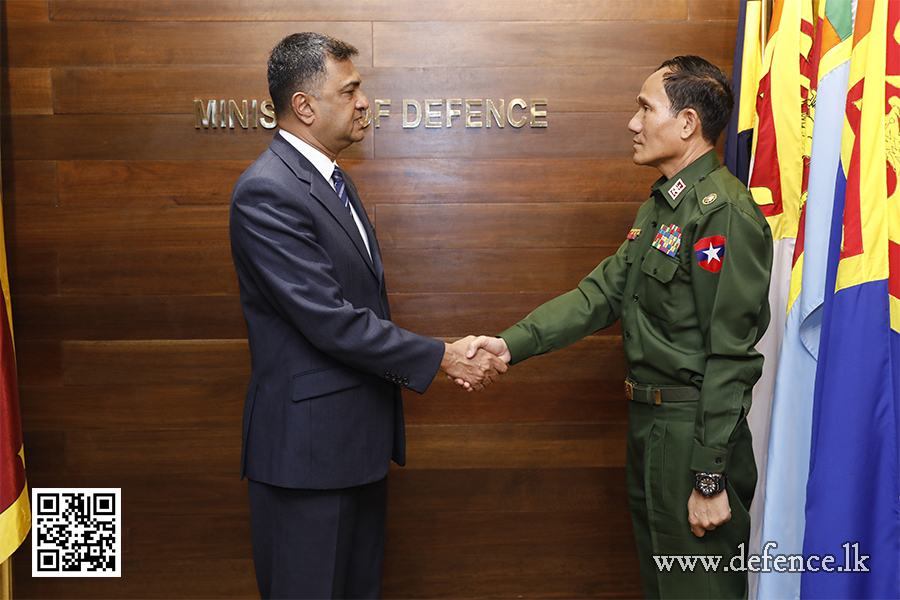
[279, 129, 338, 186]
[650, 149, 721, 209]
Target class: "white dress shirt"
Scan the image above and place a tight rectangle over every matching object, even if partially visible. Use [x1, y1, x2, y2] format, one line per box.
[279, 130, 372, 259]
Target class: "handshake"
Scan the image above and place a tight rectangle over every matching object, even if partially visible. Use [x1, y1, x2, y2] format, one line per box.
[439, 335, 512, 392]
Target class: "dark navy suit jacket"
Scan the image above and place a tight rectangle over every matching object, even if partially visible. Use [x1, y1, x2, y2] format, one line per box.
[230, 134, 445, 490]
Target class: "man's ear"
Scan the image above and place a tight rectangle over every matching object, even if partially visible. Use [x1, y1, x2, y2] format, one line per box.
[292, 92, 315, 125]
[681, 108, 700, 140]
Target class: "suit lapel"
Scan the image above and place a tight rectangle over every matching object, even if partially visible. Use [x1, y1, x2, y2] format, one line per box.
[340, 168, 385, 281]
[270, 136, 379, 280]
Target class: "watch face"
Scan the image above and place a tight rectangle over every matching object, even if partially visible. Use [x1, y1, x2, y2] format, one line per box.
[696, 474, 721, 496]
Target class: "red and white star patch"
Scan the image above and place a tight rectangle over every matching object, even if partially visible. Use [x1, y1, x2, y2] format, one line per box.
[694, 235, 726, 273]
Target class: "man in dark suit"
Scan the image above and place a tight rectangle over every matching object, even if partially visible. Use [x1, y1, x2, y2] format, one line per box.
[230, 32, 507, 599]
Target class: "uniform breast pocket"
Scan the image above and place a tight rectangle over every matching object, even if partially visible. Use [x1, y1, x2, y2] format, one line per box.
[637, 249, 683, 324]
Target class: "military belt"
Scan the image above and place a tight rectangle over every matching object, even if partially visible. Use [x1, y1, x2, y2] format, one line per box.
[625, 379, 700, 405]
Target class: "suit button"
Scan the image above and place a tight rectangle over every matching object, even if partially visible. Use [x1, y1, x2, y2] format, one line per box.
[402, 377, 410, 386]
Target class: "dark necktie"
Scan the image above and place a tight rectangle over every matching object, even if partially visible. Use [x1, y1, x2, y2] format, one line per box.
[332, 167, 352, 214]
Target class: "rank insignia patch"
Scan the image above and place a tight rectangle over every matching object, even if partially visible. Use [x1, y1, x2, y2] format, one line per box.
[702, 193, 717, 205]
[668, 178, 686, 201]
[651, 224, 682, 257]
[694, 235, 726, 273]
[627, 228, 641, 240]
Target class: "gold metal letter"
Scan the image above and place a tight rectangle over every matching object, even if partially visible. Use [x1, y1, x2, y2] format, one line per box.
[260, 100, 277, 129]
[219, 100, 228, 128]
[374, 99, 391, 128]
[194, 99, 218, 129]
[445, 98, 462, 128]
[425, 99, 442, 128]
[507, 98, 528, 128]
[530, 98, 548, 128]
[229, 100, 249, 129]
[465, 99, 483, 128]
[252, 99, 259, 129]
[402, 99, 422, 128]
[486, 99, 504, 128]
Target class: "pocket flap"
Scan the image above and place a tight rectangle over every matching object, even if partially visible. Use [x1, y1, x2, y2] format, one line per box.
[292, 367, 362, 402]
[641, 249, 679, 283]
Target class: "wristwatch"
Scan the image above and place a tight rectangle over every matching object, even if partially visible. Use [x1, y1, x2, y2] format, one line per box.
[694, 472, 727, 497]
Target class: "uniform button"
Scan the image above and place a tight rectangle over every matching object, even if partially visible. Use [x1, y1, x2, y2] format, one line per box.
[715, 457, 723, 464]
[652, 268, 658, 275]
[641, 257, 645, 262]
[632, 294, 639, 302]
[651, 221, 657, 228]
[625, 331, 631, 338]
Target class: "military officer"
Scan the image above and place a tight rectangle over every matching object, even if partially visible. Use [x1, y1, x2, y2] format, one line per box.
[465, 56, 773, 598]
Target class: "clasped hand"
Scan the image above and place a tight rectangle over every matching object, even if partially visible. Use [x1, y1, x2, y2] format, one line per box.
[440, 335, 511, 392]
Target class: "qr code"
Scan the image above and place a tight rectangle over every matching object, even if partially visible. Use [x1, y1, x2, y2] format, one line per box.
[32, 488, 121, 577]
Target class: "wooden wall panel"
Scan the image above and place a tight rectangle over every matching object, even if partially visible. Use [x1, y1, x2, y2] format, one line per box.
[2, 2, 739, 598]
[49, 0, 688, 22]
[373, 21, 735, 68]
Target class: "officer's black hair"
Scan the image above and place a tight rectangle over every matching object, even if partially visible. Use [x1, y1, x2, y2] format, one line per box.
[268, 32, 359, 119]
[656, 56, 734, 144]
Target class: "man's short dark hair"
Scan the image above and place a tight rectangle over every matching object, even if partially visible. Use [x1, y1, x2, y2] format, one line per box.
[656, 56, 734, 144]
[267, 32, 359, 118]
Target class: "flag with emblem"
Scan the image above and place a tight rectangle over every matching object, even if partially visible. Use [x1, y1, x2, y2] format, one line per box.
[757, 2, 854, 598]
[724, 0, 765, 186]
[801, 1, 900, 596]
[735, 5, 815, 595]
[0, 158, 30, 576]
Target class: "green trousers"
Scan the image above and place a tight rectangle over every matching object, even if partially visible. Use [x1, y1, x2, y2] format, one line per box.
[626, 398, 757, 599]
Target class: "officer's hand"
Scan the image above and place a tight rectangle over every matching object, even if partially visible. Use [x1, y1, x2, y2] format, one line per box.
[687, 488, 731, 537]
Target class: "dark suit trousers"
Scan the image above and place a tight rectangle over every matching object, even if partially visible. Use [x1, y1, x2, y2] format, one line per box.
[248, 477, 389, 599]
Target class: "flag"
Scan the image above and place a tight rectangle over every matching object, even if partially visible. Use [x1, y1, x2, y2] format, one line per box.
[757, 2, 855, 598]
[801, 0, 900, 597]
[724, 0, 765, 186]
[0, 162, 29, 566]
[740, 3, 814, 598]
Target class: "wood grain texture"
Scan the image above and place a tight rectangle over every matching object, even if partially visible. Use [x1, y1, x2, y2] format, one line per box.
[58, 249, 238, 295]
[6, 250, 58, 295]
[387, 467, 628, 513]
[1, 160, 57, 206]
[13, 295, 246, 340]
[61, 340, 249, 386]
[381, 248, 619, 294]
[3, 1, 49, 21]
[5, 22, 373, 67]
[374, 21, 736, 68]
[4, 68, 53, 114]
[376, 202, 641, 249]
[343, 157, 659, 204]
[51, 66, 649, 115]
[49, 0, 687, 22]
[3, 115, 372, 161]
[12, 557, 259, 600]
[10, 206, 231, 252]
[382, 553, 642, 599]
[404, 423, 627, 469]
[19, 383, 244, 429]
[57, 160, 249, 206]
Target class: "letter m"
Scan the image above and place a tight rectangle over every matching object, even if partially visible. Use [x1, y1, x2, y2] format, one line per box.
[194, 100, 219, 129]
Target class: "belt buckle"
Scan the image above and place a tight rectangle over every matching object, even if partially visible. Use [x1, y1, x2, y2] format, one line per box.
[624, 380, 634, 400]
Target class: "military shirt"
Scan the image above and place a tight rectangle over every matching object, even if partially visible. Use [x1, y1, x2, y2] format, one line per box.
[500, 150, 773, 473]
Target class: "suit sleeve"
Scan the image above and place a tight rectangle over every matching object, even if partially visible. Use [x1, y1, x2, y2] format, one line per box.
[689, 200, 772, 473]
[230, 171, 445, 393]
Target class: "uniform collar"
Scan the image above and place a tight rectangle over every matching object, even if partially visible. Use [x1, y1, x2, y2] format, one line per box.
[650, 150, 721, 209]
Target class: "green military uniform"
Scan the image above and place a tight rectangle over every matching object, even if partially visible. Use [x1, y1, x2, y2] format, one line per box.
[500, 150, 773, 599]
